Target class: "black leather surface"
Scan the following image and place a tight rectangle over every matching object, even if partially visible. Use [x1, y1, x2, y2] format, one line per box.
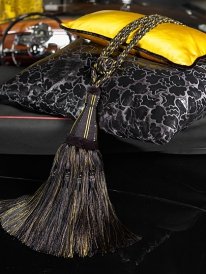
[1, 103, 206, 155]
[0, 66, 22, 85]
[0, 104, 73, 155]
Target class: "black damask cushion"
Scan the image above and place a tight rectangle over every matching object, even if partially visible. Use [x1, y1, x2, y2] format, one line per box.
[0, 39, 89, 119]
[1, 38, 206, 145]
[99, 56, 206, 144]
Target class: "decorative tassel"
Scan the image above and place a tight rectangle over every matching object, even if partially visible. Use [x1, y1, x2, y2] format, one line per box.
[0, 86, 140, 258]
[1, 15, 179, 258]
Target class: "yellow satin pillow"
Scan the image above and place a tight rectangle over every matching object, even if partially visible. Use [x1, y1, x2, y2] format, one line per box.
[61, 10, 206, 66]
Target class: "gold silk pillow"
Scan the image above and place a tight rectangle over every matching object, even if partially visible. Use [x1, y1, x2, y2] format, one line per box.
[61, 10, 206, 66]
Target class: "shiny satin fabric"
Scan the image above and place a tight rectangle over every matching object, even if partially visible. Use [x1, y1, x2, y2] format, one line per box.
[0, 0, 43, 23]
[62, 10, 206, 66]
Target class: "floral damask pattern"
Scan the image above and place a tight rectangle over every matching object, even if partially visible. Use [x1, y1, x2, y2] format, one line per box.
[1, 39, 206, 145]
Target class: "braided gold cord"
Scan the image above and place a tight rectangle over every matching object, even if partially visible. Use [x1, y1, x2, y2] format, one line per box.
[92, 14, 182, 87]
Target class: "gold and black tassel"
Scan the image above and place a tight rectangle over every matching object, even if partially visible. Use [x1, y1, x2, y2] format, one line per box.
[0, 86, 139, 258]
[0, 14, 171, 258]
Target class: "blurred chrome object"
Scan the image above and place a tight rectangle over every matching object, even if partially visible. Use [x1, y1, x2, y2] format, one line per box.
[121, 0, 132, 11]
[198, 24, 206, 32]
[10, 22, 72, 65]
[27, 23, 53, 45]
[0, 12, 74, 66]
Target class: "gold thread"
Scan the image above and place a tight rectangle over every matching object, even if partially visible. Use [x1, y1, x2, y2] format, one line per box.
[84, 95, 96, 139]
[84, 95, 95, 138]
[83, 96, 93, 138]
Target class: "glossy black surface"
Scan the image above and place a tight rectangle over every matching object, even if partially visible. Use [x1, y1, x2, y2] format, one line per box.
[1, 148, 206, 273]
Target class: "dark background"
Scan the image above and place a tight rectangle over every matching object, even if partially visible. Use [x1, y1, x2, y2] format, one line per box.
[1, 0, 206, 273]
